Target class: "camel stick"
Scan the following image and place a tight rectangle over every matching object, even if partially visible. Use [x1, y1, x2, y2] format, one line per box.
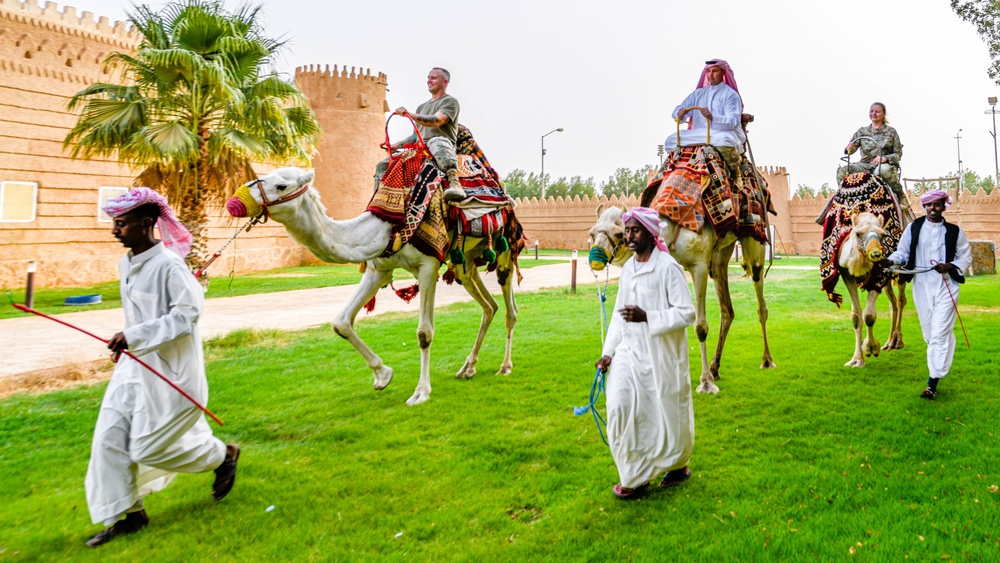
[8, 300, 224, 425]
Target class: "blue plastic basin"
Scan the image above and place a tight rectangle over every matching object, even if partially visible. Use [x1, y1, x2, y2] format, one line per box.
[64, 294, 102, 305]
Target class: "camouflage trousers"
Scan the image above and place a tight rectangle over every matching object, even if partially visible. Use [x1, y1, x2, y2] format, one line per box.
[374, 136, 458, 190]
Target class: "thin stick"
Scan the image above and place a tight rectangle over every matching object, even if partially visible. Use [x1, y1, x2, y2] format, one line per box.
[10, 301, 224, 425]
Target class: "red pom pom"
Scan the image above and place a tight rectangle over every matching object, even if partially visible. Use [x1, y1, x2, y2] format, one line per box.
[364, 296, 376, 313]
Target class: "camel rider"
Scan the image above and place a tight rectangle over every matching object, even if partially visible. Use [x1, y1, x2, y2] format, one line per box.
[389, 67, 464, 202]
[664, 59, 747, 187]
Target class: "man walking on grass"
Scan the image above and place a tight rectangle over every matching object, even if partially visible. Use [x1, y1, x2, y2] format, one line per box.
[85, 188, 239, 547]
[595, 207, 696, 499]
[880, 189, 972, 400]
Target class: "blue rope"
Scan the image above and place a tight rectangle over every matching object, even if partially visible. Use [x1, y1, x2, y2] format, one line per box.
[574, 368, 609, 445]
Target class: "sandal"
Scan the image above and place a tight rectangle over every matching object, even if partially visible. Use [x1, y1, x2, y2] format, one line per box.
[612, 482, 649, 500]
[212, 444, 240, 501]
[659, 467, 691, 488]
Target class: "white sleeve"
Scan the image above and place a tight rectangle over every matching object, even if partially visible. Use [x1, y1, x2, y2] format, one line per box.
[601, 267, 630, 358]
[953, 228, 973, 274]
[646, 261, 696, 336]
[886, 223, 913, 265]
[123, 263, 203, 355]
[711, 89, 743, 132]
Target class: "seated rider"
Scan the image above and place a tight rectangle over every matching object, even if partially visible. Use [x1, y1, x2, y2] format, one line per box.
[664, 59, 747, 187]
[816, 102, 911, 226]
[376, 67, 465, 203]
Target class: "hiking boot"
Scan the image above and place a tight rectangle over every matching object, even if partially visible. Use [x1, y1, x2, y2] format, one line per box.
[85, 509, 149, 547]
[443, 170, 465, 202]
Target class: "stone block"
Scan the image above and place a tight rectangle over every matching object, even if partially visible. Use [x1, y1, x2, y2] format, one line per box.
[969, 240, 996, 275]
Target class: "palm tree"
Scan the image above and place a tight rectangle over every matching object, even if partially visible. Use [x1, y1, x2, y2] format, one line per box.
[65, 0, 320, 269]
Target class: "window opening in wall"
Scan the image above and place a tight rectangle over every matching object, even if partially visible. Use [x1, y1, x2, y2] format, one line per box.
[98, 186, 130, 222]
[0, 181, 38, 222]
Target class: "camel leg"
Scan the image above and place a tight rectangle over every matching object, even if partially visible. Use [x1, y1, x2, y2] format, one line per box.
[708, 242, 736, 382]
[861, 289, 881, 358]
[882, 279, 906, 350]
[332, 267, 395, 390]
[399, 261, 441, 405]
[843, 278, 867, 368]
[453, 263, 498, 379]
[742, 239, 776, 369]
[496, 258, 517, 376]
[690, 264, 718, 395]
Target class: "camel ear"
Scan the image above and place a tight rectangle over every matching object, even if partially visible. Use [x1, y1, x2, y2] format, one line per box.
[850, 213, 859, 227]
[596, 203, 605, 218]
[300, 169, 315, 187]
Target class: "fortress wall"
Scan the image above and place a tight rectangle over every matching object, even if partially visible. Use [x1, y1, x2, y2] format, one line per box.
[0, 2, 391, 288]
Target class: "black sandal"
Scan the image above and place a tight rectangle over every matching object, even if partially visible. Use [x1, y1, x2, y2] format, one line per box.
[659, 467, 691, 488]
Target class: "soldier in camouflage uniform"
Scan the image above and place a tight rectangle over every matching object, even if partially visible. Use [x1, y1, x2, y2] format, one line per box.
[818, 102, 913, 224]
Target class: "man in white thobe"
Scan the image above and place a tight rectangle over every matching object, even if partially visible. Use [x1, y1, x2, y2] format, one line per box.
[881, 189, 971, 400]
[596, 207, 696, 499]
[664, 60, 747, 186]
[85, 189, 239, 547]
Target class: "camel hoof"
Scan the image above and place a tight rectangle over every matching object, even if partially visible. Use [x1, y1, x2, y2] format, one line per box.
[455, 361, 476, 379]
[495, 363, 513, 376]
[373, 366, 393, 390]
[696, 380, 720, 395]
[760, 357, 777, 369]
[405, 386, 431, 405]
[844, 358, 865, 368]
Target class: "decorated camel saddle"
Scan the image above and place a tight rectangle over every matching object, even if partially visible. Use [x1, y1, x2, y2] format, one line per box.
[819, 171, 904, 303]
[367, 120, 523, 269]
[640, 131, 774, 243]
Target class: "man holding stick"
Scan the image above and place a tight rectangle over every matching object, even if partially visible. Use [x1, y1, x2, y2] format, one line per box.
[85, 188, 238, 547]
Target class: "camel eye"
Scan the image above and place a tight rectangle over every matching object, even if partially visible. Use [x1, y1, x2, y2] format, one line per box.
[276, 183, 288, 192]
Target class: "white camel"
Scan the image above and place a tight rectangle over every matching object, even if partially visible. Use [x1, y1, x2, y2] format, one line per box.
[588, 204, 775, 394]
[832, 211, 906, 367]
[227, 167, 517, 405]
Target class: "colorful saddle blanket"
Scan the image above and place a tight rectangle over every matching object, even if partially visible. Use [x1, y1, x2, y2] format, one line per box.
[368, 148, 450, 262]
[819, 172, 903, 305]
[733, 160, 776, 244]
[452, 125, 511, 208]
[641, 145, 738, 235]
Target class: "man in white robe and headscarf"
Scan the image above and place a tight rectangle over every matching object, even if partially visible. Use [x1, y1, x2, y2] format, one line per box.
[664, 59, 747, 186]
[84, 188, 239, 547]
[880, 189, 972, 400]
[595, 207, 696, 499]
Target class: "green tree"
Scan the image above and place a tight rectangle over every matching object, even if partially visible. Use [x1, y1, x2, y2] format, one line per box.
[952, 1, 1000, 84]
[794, 183, 815, 198]
[64, 0, 320, 269]
[544, 175, 596, 199]
[503, 169, 542, 199]
[599, 166, 653, 198]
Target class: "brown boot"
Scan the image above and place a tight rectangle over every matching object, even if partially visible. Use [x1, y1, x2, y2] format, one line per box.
[443, 169, 465, 202]
[85, 509, 149, 547]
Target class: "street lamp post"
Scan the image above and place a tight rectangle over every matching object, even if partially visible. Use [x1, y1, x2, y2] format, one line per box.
[657, 144, 665, 167]
[541, 128, 563, 198]
[955, 129, 963, 193]
[987, 97, 999, 186]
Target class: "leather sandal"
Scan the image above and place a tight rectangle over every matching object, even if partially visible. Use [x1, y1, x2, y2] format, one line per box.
[612, 482, 649, 500]
[212, 444, 240, 501]
[659, 467, 691, 488]
[85, 509, 149, 547]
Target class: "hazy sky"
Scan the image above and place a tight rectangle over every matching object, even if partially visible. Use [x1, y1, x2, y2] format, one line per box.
[55, 0, 1000, 196]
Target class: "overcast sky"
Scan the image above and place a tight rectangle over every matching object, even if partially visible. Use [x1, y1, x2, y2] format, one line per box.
[57, 0, 1000, 197]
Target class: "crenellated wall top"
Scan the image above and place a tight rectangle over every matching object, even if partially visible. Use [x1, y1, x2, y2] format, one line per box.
[294, 64, 387, 84]
[0, 0, 138, 48]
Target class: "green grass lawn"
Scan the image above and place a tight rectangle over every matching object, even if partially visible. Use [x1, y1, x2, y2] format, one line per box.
[0, 258, 563, 321]
[1, 265, 997, 560]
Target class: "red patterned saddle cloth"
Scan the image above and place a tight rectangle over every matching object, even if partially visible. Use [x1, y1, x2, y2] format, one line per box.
[641, 145, 737, 235]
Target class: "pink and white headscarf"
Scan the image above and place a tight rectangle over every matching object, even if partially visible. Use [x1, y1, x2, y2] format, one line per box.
[102, 187, 192, 258]
[695, 59, 741, 94]
[919, 189, 952, 207]
[622, 207, 669, 253]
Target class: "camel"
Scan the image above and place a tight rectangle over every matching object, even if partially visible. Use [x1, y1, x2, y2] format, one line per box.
[588, 203, 775, 394]
[830, 211, 906, 367]
[226, 167, 517, 405]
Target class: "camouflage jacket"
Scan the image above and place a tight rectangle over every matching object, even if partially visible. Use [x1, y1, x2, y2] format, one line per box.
[847, 125, 902, 167]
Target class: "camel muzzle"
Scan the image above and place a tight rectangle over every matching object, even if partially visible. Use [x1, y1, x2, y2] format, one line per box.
[862, 233, 883, 262]
[226, 185, 263, 218]
[588, 246, 609, 271]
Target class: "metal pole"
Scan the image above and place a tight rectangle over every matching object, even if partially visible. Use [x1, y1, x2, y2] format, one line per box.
[570, 249, 578, 293]
[541, 136, 546, 198]
[25, 260, 37, 309]
[993, 110, 999, 186]
[955, 129, 963, 194]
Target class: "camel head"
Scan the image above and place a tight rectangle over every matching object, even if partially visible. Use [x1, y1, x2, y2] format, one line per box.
[850, 211, 887, 263]
[226, 167, 317, 219]
[587, 205, 629, 271]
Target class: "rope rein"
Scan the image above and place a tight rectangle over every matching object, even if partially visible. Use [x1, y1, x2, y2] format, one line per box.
[574, 255, 614, 446]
